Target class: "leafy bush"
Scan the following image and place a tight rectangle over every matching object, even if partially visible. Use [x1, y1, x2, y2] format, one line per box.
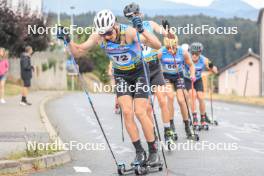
[0, 0, 49, 56]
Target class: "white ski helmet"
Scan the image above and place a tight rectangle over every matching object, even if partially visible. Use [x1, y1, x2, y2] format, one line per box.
[181, 43, 189, 52]
[94, 9, 116, 34]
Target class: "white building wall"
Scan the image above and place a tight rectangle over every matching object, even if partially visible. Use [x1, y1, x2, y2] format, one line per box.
[218, 57, 260, 96]
[260, 10, 264, 96]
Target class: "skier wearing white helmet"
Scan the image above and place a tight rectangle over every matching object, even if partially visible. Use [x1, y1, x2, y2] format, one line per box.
[123, 3, 178, 146]
[57, 9, 162, 166]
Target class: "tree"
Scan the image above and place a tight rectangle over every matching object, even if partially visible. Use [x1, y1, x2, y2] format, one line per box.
[0, 0, 49, 56]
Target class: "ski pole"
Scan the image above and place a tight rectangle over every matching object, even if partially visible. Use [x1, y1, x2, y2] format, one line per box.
[136, 32, 168, 169]
[63, 40, 119, 167]
[120, 109, 125, 142]
[210, 77, 214, 122]
[191, 80, 195, 113]
[210, 76, 218, 125]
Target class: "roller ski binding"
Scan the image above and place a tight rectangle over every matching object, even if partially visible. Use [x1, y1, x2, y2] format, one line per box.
[134, 151, 163, 175]
[200, 115, 209, 131]
[185, 121, 199, 141]
[192, 113, 201, 131]
[164, 127, 176, 150]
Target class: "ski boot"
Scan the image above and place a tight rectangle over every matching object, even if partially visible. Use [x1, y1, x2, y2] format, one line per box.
[146, 151, 161, 167]
[204, 113, 212, 124]
[164, 127, 176, 150]
[200, 115, 209, 131]
[132, 150, 147, 166]
[192, 113, 201, 131]
[134, 151, 162, 175]
[170, 121, 178, 141]
[184, 120, 199, 141]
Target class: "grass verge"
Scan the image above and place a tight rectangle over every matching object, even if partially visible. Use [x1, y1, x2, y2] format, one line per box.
[206, 93, 264, 106]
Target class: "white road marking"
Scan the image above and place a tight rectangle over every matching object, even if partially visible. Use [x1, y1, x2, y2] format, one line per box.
[224, 133, 241, 141]
[73, 166, 92, 173]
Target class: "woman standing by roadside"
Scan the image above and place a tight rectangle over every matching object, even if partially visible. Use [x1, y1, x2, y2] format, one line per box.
[0, 48, 9, 104]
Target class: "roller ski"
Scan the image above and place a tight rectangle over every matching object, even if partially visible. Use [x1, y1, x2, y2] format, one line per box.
[118, 151, 163, 175]
[205, 113, 218, 126]
[200, 115, 209, 131]
[135, 151, 163, 175]
[164, 127, 176, 150]
[185, 120, 199, 141]
[192, 113, 201, 131]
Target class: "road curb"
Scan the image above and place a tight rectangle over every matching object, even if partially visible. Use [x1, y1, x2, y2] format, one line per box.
[0, 92, 72, 175]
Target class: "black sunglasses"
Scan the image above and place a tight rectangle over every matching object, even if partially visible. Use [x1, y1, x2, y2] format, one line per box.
[100, 29, 114, 37]
[191, 52, 201, 55]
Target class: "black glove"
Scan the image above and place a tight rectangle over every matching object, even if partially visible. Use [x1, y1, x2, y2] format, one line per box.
[132, 16, 144, 33]
[57, 26, 71, 43]
[162, 20, 170, 32]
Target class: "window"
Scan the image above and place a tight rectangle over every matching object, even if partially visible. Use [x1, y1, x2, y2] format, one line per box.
[249, 62, 253, 66]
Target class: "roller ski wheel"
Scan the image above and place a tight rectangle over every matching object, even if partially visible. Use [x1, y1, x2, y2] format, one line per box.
[214, 120, 219, 126]
[135, 163, 163, 175]
[117, 163, 125, 175]
[187, 133, 199, 141]
[201, 124, 209, 131]
[193, 125, 201, 131]
[167, 140, 173, 151]
[135, 164, 148, 175]
[117, 163, 135, 175]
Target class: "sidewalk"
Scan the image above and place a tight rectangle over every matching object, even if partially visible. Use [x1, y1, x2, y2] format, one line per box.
[0, 91, 60, 159]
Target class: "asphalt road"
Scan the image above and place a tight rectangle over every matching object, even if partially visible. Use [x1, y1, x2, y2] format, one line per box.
[33, 93, 264, 176]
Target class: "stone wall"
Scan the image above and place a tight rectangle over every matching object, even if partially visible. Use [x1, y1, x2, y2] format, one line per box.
[7, 51, 67, 90]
